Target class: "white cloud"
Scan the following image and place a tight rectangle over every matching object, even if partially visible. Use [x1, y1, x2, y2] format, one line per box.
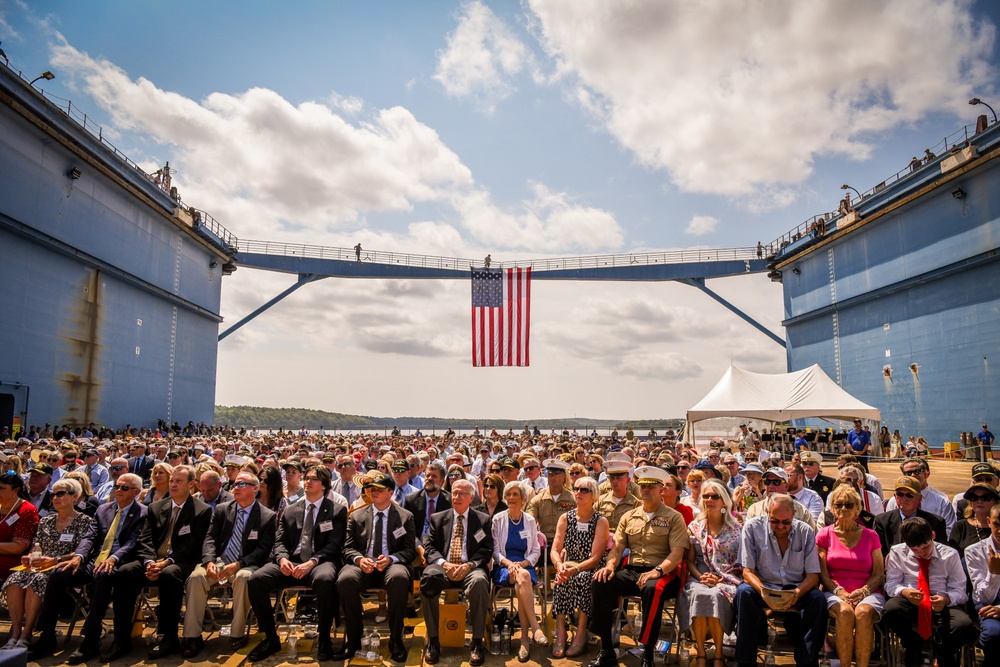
[527, 0, 996, 198]
[434, 1, 534, 113]
[685, 215, 719, 237]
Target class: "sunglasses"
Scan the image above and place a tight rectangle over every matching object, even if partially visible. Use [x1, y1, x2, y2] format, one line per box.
[701, 494, 722, 501]
[489, 468, 501, 473]
[233, 481, 258, 488]
[483, 484, 497, 489]
[304, 477, 321, 482]
[113, 484, 137, 492]
[969, 494, 995, 502]
[573, 487, 592, 493]
[894, 491, 915, 499]
[832, 502, 856, 510]
[447, 473, 462, 479]
[51, 490, 73, 498]
[764, 479, 784, 486]
[769, 519, 793, 526]
[523, 466, 538, 471]
[337, 462, 355, 469]
[902, 469, 925, 476]
[570, 471, 584, 476]
[109, 465, 126, 471]
[677, 465, 691, 470]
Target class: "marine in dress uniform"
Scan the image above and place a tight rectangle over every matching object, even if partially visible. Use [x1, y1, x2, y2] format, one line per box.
[595, 459, 641, 532]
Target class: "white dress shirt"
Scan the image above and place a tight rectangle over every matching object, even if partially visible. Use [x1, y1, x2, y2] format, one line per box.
[885, 540, 967, 605]
[966, 535, 1000, 607]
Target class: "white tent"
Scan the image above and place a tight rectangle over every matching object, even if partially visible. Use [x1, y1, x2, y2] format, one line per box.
[685, 364, 880, 442]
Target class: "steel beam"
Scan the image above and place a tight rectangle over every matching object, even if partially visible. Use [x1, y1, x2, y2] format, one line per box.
[679, 278, 786, 348]
[218, 274, 326, 341]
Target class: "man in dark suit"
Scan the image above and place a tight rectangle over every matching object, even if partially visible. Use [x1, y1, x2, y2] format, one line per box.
[799, 451, 836, 503]
[335, 471, 416, 662]
[128, 441, 155, 485]
[874, 476, 949, 556]
[420, 478, 492, 666]
[194, 469, 234, 511]
[109, 465, 212, 660]
[181, 470, 277, 657]
[404, 462, 451, 542]
[248, 464, 347, 662]
[28, 473, 147, 662]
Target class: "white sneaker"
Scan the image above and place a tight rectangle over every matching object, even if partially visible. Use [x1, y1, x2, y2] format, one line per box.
[13, 639, 27, 650]
[0, 639, 18, 650]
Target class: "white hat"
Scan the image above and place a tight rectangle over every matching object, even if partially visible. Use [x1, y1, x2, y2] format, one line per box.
[606, 452, 632, 463]
[543, 458, 569, 472]
[764, 467, 789, 482]
[604, 460, 632, 474]
[634, 466, 670, 485]
[224, 455, 246, 467]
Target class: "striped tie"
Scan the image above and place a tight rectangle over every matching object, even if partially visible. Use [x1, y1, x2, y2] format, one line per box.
[221, 507, 247, 564]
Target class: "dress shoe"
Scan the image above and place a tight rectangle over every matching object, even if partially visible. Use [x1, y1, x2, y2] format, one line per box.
[247, 635, 282, 662]
[424, 638, 441, 664]
[100, 641, 133, 662]
[587, 650, 618, 667]
[316, 639, 335, 662]
[230, 636, 249, 651]
[181, 636, 204, 659]
[389, 639, 407, 662]
[470, 639, 485, 667]
[331, 643, 357, 661]
[66, 643, 100, 665]
[148, 635, 181, 659]
[27, 634, 57, 660]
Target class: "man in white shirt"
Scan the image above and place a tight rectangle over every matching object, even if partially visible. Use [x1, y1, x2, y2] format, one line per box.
[785, 464, 825, 524]
[883, 459, 957, 535]
[965, 502, 1000, 664]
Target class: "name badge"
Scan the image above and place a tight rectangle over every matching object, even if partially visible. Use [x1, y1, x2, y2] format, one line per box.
[576, 522, 590, 532]
[59, 533, 74, 542]
[178, 525, 192, 536]
[248, 530, 258, 540]
[473, 529, 486, 542]
[519, 530, 528, 539]
[5, 513, 18, 526]
[393, 526, 407, 539]
[319, 520, 333, 533]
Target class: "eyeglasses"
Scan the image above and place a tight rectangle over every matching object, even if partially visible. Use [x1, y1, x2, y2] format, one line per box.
[483, 484, 496, 489]
[832, 502, 856, 510]
[574, 487, 592, 493]
[337, 462, 355, 469]
[51, 490, 73, 498]
[489, 468, 501, 473]
[233, 481, 258, 488]
[768, 519, 793, 526]
[109, 465, 126, 471]
[676, 465, 691, 471]
[969, 494, 995, 502]
[701, 494, 722, 500]
[113, 484, 137, 492]
[523, 466, 538, 471]
[764, 479, 784, 486]
[570, 471, 584, 477]
[894, 491, 916, 499]
[447, 473, 462, 479]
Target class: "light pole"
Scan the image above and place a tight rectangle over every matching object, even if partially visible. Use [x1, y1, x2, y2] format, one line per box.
[29, 71, 54, 86]
[840, 184, 862, 200]
[969, 98, 997, 124]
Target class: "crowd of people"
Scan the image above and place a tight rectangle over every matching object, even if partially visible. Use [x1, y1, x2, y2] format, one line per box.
[0, 420, 996, 667]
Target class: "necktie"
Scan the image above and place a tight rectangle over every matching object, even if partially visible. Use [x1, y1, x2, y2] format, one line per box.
[157, 505, 181, 559]
[917, 556, 933, 639]
[426, 497, 436, 534]
[96, 508, 122, 563]
[449, 515, 464, 564]
[373, 510, 384, 558]
[299, 504, 315, 561]
[221, 507, 247, 564]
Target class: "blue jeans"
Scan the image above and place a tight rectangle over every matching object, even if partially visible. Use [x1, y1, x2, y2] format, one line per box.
[978, 614, 1000, 663]
[734, 582, 826, 667]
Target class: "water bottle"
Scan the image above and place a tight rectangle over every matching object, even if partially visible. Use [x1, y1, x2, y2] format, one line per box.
[286, 628, 298, 658]
[764, 651, 776, 667]
[369, 629, 380, 660]
[216, 558, 228, 585]
[29, 544, 42, 572]
[361, 628, 371, 658]
[500, 623, 511, 655]
[491, 623, 501, 655]
[820, 657, 832, 667]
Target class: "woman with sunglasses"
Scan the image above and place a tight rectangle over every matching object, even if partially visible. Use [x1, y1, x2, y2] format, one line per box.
[0, 478, 91, 650]
[680, 479, 742, 667]
[473, 474, 506, 523]
[816, 484, 885, 667]
[550, 475, 608, 659]
[257, 467, 288, 521]
[949, 482, 1000, 557]
[141, 462, 174, 506]
[491, 481, 545, 662]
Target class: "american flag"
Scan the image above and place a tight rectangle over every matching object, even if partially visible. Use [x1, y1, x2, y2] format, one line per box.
[471, 267, 531, 367]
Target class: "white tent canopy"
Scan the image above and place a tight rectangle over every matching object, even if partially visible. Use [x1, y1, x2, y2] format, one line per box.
[686, 364, 880, 441]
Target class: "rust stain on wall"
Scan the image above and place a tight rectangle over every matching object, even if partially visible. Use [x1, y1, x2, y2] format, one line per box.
[60, 269, 102, 424]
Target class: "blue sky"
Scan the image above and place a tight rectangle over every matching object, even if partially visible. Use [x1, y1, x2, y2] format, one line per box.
[2, 1, 998, 421]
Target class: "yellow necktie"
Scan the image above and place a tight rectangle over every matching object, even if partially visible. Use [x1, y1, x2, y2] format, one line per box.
[96, 508, 122, 563]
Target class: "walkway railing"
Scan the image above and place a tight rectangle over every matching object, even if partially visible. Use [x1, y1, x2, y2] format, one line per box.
[237, 239, 761, 272]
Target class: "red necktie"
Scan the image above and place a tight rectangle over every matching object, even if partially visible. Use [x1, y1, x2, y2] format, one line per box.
[917, 556, 932, 639]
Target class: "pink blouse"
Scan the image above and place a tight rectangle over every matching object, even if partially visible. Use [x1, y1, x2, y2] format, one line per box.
[816, 524, 880, 593]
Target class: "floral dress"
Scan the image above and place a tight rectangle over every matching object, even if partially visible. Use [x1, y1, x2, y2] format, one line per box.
[552, 509, 607, 617]
[1, 512, 93, 604]
[678, 518, 743, 632]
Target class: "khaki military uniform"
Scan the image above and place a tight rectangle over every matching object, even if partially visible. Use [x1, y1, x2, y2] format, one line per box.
[526, 487, 575, 541]
[614, 503, 690, 567]
[598, 478, 641, 498]
[596, 490, 641, 532]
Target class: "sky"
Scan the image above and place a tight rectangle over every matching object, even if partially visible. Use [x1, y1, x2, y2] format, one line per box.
[2, 1, 998, 421]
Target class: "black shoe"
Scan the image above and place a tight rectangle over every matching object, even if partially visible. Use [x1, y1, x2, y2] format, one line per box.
[231, 636, 249, 651]
[330, 643, 357, 661]
[389, 639, 407, 662]
[470, 640, 485, 667]
[641, 658, 655, 667]
[66, 643, 100, 665]
[148, 635, 181, 659]
[316, 639, 335, 661]
[424, 638, 441, 664]
[27, 634, 57, 660]
[248, 636, 282, 662]
[181, 636, 204, 659]
[100, 641, 133, 662]
[587, 650, 618, 667]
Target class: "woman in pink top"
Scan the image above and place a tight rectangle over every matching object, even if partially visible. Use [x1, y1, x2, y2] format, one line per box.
[817, 485, 885, 667]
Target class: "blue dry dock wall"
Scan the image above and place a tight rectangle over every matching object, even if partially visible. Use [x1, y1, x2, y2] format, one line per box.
[0, 72, 223, 429]
[781, 152, 1000, 447]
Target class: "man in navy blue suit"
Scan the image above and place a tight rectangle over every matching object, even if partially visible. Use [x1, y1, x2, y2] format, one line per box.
[28, 473, 148, 663]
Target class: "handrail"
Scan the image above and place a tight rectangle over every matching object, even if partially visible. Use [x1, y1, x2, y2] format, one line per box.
[237, 239, 761, 272]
